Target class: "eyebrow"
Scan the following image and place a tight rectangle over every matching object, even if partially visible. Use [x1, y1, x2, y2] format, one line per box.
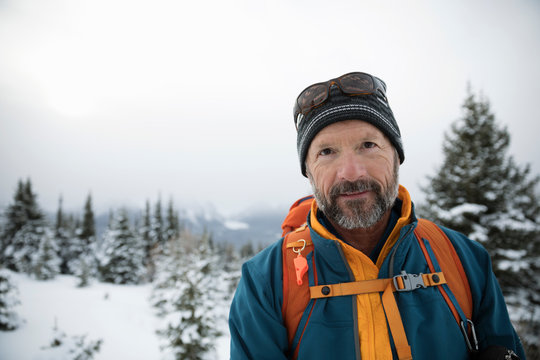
[313, 134, 382, 148]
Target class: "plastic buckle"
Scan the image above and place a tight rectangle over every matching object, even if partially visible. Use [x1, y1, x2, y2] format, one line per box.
[393, 271, 427, 292]
[460, 319, 479, 352]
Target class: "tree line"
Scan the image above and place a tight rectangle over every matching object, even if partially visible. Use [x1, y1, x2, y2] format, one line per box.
[0, 184, 185, 285]
[0, 184, 244, 359]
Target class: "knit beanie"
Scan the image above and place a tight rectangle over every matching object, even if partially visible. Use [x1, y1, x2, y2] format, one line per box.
[295, 78, 404, 177]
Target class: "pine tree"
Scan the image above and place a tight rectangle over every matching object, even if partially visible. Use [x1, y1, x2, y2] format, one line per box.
[31, 229, 61, 280]
[420, 88, 540, 354]
[98, 209, 146, 284]
[2, 179, 49, 273]
[23, 179, 43, 222]
[80, 193, 96, 246]
[76, 254, 93, 288]
[139, 200, 156, 281]
[141, 200, 152, 250]
[421, 88, 539, 276]
[55, 196, 76, 274]
[217, 242, 242, 293]
[152, 231, 225, 360]
[151, 235, 185, 317]
[0, 269, 23, 331]
[65, 195, 98, 277]
[151, 197, 165, 247]
[1, 180, 28, 257]
[66, 222, 89, 276]
[165, 198, 180, 242]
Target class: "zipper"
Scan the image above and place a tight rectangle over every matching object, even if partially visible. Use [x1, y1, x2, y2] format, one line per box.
[388, 223, 415, 277]
[334, 239, 362, 360]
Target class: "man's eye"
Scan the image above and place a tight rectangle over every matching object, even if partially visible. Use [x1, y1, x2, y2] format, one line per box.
[319, 148, 333, 156]
[363, 142, 376, 149]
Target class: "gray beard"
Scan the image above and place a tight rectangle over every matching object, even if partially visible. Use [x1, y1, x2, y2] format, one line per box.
[311, 168, 399, 230]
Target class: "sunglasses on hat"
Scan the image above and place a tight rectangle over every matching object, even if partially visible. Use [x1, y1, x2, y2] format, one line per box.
[293, 72, 388, 130]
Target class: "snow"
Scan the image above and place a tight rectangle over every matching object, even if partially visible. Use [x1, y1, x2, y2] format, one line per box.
[432, 203, 488, 224]
[447, 203, 487, 218]
[492, 217, 537, 232]
[497, 249, 527, 260]
[224, 220, 249, 230]
[484, 191, 497, 201]
[0, 271, 231, 360]
[498, 260, 529, 272]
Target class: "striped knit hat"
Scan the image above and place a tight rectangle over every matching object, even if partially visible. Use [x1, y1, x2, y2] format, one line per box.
[295, 75, 404, 177]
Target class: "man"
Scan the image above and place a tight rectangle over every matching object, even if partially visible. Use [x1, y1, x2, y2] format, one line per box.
[229, 72, 525, 359]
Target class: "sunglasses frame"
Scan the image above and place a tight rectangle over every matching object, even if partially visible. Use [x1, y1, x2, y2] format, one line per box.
[294, 72, 388, 130]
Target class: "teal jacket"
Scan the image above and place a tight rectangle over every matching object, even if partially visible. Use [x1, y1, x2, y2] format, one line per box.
[229, 193, 524, 359]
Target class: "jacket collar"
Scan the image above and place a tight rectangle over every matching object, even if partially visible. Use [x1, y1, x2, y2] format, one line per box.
[309, 185, 414, 268]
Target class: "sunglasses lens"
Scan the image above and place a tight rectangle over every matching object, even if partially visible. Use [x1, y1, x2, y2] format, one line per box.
[295, 72, 386, 124]
[339, 72, 374, 94]
[297, 83, 328, 113]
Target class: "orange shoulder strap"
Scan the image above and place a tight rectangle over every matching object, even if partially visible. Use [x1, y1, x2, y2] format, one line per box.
[414, 218, 473, 323]
[281, 196, 313, 237]
[281, 225, 314, 349]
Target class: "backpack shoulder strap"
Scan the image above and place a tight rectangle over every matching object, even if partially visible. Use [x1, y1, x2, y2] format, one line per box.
[281, 195, 314, 237]
[282, 225, 314, 349]
[414, 218, 473, 323]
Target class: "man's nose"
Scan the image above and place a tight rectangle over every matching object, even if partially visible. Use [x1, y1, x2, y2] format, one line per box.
[336, 152, 367, 182]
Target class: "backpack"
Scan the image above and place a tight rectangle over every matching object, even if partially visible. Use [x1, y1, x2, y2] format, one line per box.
[280, 196, 476, 360]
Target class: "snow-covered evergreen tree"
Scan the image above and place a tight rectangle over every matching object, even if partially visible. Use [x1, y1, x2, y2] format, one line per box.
[217, 242, 242, 293]
[5, 221, 47, 274]
[165, 198, 181, 242]
[0, 269, 23, 331]
[98, 209, 146, 284]
[75, 253, 93, 288]
[65, 234, 90, 277]
[55, 199, 94, 285]
[139, 200, 156, 280]
[151, 234, 185, 317]
[2, 179, 47, 272]
[420, 87, 540, 355]
[31, 229, 61, 280]
[54, 196, 74, 274]
[152, 230, 227, 360]
[421, 89, 539, 279]
[151, 197, 165, 246]
[80, 194, 96, 245]
[1, 180, 28, 261]
[141, 200, 152, 252]
[62, 195, 98, 278]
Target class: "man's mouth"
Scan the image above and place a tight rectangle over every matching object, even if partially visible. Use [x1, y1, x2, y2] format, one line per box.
[339, 190, 371, 199]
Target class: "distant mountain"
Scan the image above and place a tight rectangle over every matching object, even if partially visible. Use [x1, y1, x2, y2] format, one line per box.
[179, 206, 288, 248]
[90, 204, 291, 249]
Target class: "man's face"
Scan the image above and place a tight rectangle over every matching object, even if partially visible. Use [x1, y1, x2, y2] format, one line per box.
[305, 120, 399, 229]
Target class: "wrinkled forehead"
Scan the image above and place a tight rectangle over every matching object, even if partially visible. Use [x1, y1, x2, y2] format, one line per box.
[310, 119, 389, 146]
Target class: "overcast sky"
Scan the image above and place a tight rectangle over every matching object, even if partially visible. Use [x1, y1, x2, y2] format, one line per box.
[1, 0, 539, 218]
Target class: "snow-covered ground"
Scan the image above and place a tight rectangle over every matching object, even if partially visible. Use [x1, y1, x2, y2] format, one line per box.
[0, 271, 231, 360]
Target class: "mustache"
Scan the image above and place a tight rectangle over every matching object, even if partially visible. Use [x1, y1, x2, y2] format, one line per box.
[329, 178, 382, 199]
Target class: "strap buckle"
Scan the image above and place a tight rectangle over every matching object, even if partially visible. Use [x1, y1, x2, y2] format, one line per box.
[393, 271, 427, 292]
